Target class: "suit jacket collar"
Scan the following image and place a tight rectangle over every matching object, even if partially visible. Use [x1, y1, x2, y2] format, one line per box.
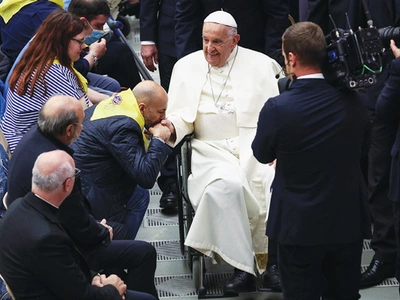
[25, 192, 59, 225]
[288, 77, 327, 91]
[36, 127, 74, 157]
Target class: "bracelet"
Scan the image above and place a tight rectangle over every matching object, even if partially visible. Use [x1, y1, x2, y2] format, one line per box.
[89, 51, 98, 66]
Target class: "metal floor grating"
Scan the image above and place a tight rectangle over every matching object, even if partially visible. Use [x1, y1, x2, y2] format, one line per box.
[360, 265, 399, 287]
[145, 208, 179, 227]
[363, 239, 372, 251]
[151, 240, 186, 261]
[150, 189, 162, 196]
[156, 273, 234, 298]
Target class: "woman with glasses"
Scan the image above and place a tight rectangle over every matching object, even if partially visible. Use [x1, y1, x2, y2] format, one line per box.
[1, 10, 97, 153]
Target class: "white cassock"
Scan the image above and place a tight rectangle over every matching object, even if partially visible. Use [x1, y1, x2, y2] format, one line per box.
[167, 46, 280, 275]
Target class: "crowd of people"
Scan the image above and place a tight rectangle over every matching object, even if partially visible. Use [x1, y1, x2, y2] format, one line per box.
[0, 0, 400, 299]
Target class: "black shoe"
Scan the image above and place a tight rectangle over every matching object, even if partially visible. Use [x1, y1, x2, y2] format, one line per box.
[159, 183, 178, 210]
[223, 268, 256, 295]
[264, 264, 281, 291]
[360, 259, 396, 288]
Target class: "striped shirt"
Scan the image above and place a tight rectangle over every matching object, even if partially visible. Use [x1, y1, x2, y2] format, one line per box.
[1, 64, 89, 152]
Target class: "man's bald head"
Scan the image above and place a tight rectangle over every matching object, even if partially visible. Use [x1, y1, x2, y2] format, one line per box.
[133, 81, 168, 129]
[38, 95, 84, 138]
[133, 80, 167, 106]
[32, 150, 75, 194]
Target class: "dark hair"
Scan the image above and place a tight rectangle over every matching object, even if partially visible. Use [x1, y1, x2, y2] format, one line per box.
[68, 0, 110, 22]
[9, 10, 88, 97]
[282, 22, 326, 68]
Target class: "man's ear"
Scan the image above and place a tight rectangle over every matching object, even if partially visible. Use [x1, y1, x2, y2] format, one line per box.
[288, 52, 296, 67]
[138, 103, 146, 114]
[65, 124, 74, 137]
[63, 177, 74, 193]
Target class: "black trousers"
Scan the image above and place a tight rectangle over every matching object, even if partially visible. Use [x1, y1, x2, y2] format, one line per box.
[278, 240, 363, 300]
[368, 112, 397, 262]
[95, 37, 142, 89]
[81, 240, 158, 298]
[158, 52, 177, 92]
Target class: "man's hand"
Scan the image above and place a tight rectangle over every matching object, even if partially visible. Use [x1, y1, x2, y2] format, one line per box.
[91, 274, 103, 287]
[160, 119, 175, 134]
[89, 38, 107, 59]
[149, 123, 171, 141]
[141, 45, 158, 72]
[390, 39, 400, 59]
[99, 219, 113, 240]
[100, 274, 127, 299]
[268, 159, 277, 170]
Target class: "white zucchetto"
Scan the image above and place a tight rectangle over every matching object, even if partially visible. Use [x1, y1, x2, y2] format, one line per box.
[203, 11, 237, 28]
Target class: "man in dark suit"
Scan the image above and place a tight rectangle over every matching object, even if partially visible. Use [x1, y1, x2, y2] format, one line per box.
[252, 22, 371, 299]
[139, 0, 178, 211]
[6, 95, 159, 297]
[348, 0, 400, 287]
[140, 0, 177, 93]
[376, 39, 400, 294]
[0, 150, 157, 299]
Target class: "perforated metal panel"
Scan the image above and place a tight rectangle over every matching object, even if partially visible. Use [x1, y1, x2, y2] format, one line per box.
[145, 208, 179, 227]
[151, 240, 186, 261]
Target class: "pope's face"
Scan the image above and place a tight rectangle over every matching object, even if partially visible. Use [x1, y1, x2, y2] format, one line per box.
[202, 23, 239, 67]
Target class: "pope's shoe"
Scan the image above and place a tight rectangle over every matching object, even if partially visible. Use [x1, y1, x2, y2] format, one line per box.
[223, 268, 256, 295]
[360, 259, 396, 288]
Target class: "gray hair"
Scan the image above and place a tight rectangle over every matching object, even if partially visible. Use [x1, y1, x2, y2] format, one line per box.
[32, 153, 74, 192]
[226, 26, 237, 37]
[38, 104, 78, 136]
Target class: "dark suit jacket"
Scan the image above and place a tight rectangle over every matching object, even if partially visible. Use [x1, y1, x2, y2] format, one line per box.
[0, 192, 120, 299]
[174, 0, 290, 59]
[140, 0, 178, 58]
[252, 78, 371, 245]
[7, 126, 109, 247]
[376, 57, 400, 203]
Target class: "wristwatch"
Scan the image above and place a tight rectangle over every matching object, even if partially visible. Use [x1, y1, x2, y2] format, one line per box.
[89, 51, 98, 66]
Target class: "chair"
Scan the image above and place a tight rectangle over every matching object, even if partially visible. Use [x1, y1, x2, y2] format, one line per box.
[175, 135, 208, 298]
[175, 135, 279, 298]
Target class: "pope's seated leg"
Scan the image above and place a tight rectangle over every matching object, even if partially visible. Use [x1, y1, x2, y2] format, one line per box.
[185, 157, 259, 294]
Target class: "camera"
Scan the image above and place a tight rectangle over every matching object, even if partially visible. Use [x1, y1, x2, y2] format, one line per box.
[323, 26, 384, 90]
[322, 0, 400, 92]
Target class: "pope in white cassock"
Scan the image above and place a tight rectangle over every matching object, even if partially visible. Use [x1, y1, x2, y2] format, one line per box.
[162, 10, 281, 295]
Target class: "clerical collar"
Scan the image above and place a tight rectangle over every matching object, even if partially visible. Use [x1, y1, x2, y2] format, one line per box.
[34, 193, 59, 209]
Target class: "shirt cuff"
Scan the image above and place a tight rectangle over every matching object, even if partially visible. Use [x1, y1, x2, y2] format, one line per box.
[152, 136, 166, 143]
[141, 41, 156, 45]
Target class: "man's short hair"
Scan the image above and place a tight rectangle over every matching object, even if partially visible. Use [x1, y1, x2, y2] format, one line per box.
[68, 0, 110, 22]
[32, 154, 74, 192]
[37, 104, 78, 136]
[282, 22, 326, 68]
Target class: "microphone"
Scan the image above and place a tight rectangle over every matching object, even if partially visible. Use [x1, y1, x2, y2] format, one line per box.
[275, 65, 287, 79]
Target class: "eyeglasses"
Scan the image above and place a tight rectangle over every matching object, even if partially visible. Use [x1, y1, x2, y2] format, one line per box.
[71, 38, 86, 46]
[62, 168, 81, 185]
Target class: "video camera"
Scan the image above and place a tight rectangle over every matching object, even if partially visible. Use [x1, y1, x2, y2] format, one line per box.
[323, 1, 400, 91]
